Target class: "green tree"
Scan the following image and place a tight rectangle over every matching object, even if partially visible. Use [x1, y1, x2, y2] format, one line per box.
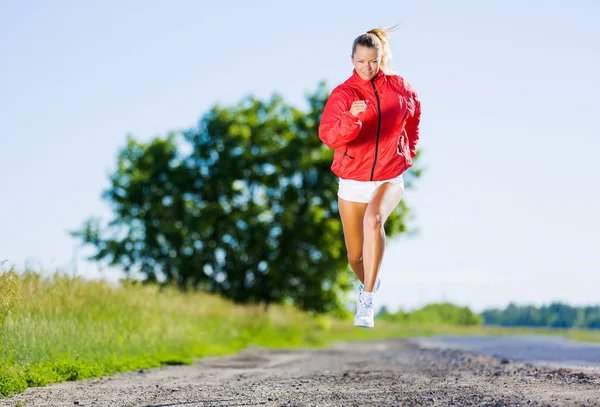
[407, 303, 482, 326]
[582, 306, 600, 328]
[72, 83, 422, 313]
[481, 302, 600, 329]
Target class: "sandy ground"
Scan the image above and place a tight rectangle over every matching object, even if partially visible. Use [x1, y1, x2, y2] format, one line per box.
[2, 339, 600, 407]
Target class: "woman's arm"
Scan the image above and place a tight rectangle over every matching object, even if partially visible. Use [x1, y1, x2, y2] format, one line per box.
[318, 88, 362, 149]
[405, 94, 421, 158]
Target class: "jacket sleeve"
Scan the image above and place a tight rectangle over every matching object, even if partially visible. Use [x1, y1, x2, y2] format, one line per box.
[405, 93, 421, 158]
[318, 88, 362, 149]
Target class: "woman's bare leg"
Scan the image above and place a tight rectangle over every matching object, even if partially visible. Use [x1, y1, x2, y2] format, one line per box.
[338, 197, 369, 284]
[362, 182, 404, 292]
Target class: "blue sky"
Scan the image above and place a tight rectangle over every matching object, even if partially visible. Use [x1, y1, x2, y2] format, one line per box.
[1, 0, 598, 312]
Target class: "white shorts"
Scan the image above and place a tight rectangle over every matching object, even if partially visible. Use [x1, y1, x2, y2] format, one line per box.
[337, 174, 405, 203]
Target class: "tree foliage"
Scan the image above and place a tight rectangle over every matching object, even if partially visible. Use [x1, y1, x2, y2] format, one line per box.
[379, 303, 482, 326]
[73, 82, 422, 313]
[481, 302, 600, 329]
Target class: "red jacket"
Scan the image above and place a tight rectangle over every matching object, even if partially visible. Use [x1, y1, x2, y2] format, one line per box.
[319, 69, 421, 181]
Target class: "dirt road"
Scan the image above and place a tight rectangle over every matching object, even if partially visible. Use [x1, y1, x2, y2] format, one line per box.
[2, 338, 599, 407]
[416, 335, 600, 371]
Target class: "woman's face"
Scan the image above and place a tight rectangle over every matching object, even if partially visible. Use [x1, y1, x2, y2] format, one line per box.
[351, 45, 381, 81]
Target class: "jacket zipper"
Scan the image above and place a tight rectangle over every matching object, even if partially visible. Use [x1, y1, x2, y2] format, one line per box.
[370, 79, 382, 181]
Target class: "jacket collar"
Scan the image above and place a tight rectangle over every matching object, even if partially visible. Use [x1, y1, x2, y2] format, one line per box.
[350, 68, 386, 88]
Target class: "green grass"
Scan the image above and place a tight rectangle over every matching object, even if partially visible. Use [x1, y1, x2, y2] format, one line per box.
[0, 270, 597, 398]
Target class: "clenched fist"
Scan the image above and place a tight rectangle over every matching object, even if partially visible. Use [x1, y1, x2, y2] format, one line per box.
[349, 100, 368, 117]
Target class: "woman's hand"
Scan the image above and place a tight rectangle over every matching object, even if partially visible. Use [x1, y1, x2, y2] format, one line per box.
[349, 100, 368, 117]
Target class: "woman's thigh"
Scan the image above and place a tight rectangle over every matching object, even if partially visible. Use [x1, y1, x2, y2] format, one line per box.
[338, 197, 369, 259]
[364, 182, 404, 227]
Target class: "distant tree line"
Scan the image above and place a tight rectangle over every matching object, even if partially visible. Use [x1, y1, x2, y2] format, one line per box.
[481, 302, 600, 329]
[378, 303, 482, 326]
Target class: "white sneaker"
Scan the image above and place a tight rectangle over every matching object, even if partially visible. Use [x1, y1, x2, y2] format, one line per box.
[358, 277, 381, 301]
[353, 293, 375, 328]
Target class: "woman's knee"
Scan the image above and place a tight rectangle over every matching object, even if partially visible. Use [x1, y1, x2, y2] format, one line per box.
[363, 211, 384, 231]
[347, 253, 363, 266]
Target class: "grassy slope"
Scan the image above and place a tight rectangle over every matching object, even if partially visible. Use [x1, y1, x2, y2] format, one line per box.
[0, 271, 595, 398]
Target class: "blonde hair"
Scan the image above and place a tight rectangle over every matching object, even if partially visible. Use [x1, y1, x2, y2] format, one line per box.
[352, 26, 399, 73]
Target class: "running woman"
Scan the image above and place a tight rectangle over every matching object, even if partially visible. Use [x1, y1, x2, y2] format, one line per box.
[318, 27, 422, 328]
